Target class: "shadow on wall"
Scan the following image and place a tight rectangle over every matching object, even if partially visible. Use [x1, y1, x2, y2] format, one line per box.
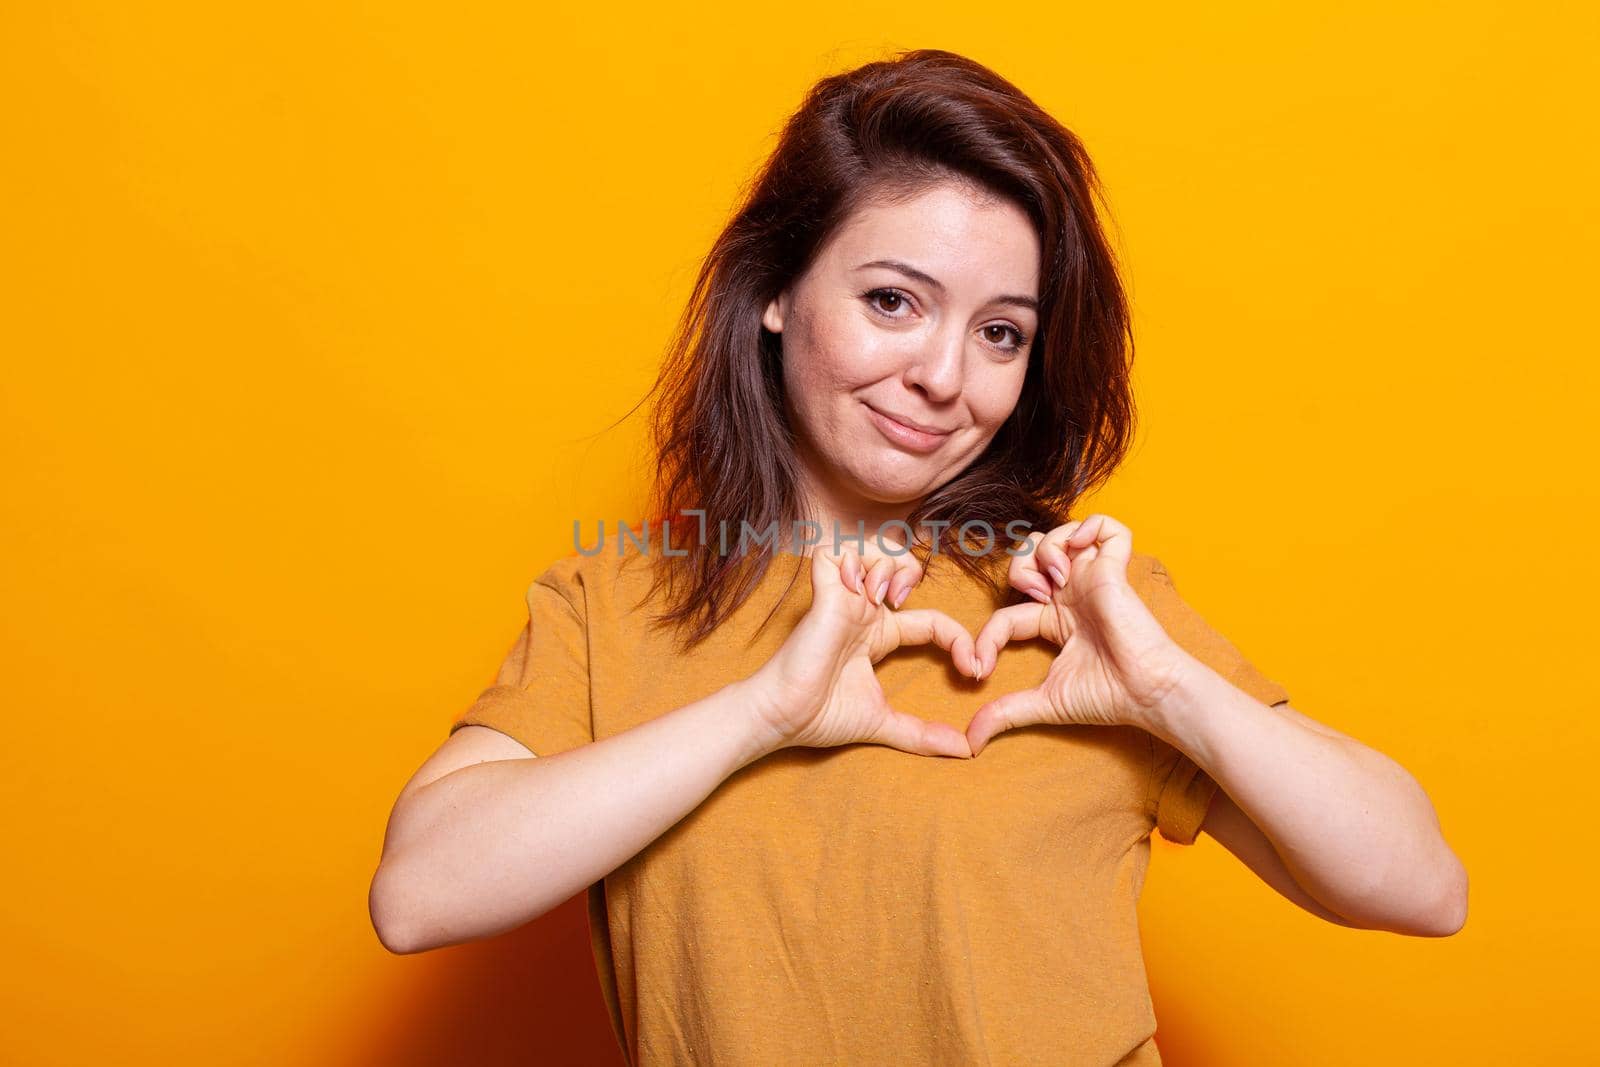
[357, 894, 623, 1066]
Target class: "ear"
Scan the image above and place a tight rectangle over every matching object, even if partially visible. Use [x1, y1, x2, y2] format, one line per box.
[761, 292, 786, 334]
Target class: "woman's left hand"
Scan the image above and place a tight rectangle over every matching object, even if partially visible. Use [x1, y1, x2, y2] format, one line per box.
[964, 513, 1191, 755]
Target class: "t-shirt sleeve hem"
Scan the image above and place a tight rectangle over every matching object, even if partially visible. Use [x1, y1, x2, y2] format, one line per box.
[1154, 762, 1222, 845]
[448, 683, 588, 758]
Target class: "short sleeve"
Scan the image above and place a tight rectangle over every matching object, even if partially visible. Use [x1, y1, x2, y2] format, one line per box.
[1134, 554, 1290, 845]
[448, 563, 594, 758]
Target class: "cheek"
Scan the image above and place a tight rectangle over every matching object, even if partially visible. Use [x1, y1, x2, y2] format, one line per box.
[967, 365, 1028, 431]
[784, 304, 900, 399]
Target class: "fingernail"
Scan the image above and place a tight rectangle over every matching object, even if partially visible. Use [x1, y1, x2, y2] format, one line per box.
[1029, 586, 1051, 603]
[893, 585, 910, 609]
[1047, 565, 1065, 586]
[873, 578, 888, 604]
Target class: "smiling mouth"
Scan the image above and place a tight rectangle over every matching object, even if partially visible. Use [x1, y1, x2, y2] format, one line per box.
[863, 402, 952, 454]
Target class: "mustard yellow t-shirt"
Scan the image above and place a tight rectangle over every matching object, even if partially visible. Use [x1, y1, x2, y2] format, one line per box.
[449, 543, 1289, 1066]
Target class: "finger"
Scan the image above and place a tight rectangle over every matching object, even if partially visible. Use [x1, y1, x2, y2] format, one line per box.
[886, 550, 925, 610]
[890, 608, 979, 678]
[1008, 531, 1052, 603]
[972, 602, 1047, 678]
[966, 686, 1053, 757]
[814, 543, 858, 597]
[1036, 533, 1073, 592]
[871, 705, 973, 759]
[1064, 513, 1134, 572]
[810, 545, 838, 592]
[862, 553, 896, 606]
[841, 544, 863, 594]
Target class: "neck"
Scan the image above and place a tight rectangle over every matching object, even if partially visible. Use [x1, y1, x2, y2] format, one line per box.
[788, 459, 936, 556]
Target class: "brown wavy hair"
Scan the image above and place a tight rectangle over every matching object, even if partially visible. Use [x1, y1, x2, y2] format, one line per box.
[628, 48, 1137, 648]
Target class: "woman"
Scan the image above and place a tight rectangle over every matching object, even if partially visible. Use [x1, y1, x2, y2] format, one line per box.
[370, 49, 1467, 1065]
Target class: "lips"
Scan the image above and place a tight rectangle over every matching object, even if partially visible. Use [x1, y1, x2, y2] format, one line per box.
[863, 402, 952, 454]
[873, 407, 950, 435]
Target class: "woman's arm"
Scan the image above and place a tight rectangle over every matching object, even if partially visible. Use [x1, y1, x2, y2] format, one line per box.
[370, 542, 974, 956]
[370, 674, 789, 955]
[1141, 659, 1469, 937]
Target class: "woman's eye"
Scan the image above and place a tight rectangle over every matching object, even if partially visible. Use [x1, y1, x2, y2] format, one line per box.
[982, 324, 1028, 353]
[863, 289, 1028, 354]
[863, 288, 910, 316]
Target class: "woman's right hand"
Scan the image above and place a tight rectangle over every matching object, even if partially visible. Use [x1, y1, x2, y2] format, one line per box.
[750, 538, 979, 758]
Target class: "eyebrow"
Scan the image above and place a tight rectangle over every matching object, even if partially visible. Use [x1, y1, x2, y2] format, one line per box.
[853, 259, 1039, 313]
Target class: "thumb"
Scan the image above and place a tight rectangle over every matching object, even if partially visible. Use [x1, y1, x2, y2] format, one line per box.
[966, 686, 1053, 757]
[868, 705, 974, 759]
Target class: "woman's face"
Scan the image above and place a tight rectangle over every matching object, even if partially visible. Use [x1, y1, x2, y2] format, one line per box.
[762, 180, 1040, 520]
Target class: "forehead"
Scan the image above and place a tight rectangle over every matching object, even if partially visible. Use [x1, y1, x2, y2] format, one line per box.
[820, 181, 1041, 296]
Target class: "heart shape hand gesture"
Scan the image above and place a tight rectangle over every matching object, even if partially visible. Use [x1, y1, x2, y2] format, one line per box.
[749, 513, 1188, 761]
[963, 513, 1189, 754]
[752, 532, 980, 758]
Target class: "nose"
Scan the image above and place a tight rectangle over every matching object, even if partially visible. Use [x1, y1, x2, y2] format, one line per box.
[901, 326, 964, 404]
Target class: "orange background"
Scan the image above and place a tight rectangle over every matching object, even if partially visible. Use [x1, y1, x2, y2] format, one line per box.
[2, 3, 1594, 1063]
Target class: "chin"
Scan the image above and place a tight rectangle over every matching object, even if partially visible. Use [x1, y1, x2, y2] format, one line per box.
[847, 459, 943, 507]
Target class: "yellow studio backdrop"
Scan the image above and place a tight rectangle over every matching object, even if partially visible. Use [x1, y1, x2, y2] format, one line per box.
[1, 3, 1592, 1064]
